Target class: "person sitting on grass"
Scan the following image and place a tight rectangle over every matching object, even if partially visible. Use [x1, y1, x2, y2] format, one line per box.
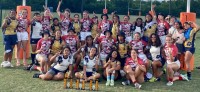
[75, 47, 100, 82]
[163, 35, 189, 86]
[148, 33, 165, 82]
[122, 49, 146, 89]
[103, 50, 121, 86]
[31, 31, 51, 74]
[33, 46, 73, 81]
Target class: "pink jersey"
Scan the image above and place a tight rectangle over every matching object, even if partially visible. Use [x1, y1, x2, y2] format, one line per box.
[36, 38, 52, 55]
[62, 35, 79, 53]
[157, 20, 170, 36]
[129, 40, 147, 53]
[164, 44, 178, 62]
[120, 22, 132, 37]
[80, 18, 93, 32]
[42, 16, 51, 31]
[98, 20, 112, 34]
[125, 57, 144, 68]
[98, 36, 116, 54]
[17, 18, 30, 32]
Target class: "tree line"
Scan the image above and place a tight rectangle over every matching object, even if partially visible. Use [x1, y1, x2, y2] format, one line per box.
[0, 0, 199, 18]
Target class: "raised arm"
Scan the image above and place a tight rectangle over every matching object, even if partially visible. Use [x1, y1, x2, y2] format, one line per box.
[56, 0, 62, 17]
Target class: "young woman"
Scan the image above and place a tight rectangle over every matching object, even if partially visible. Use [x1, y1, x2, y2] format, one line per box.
[29, 13, 43, 67]
[120, 15, 133, 42]
[62, 28, 81, 72]
[172, 21, 185, 59]
[34, 31, 51, 73]
[72, 14, 81, 36]
[183, 22, 200, 79]
[57, 0, 72, 36]
[122, 49, 146, 89]
[75, 47, 100, 82]
[16, 9, 30, 67]
[33, 46, 73, 81]
[143, 13, 157, 42]
[77, 35, 96, 58]
[50, 18, 61, 38]
[98, 30, 116, 65]
[129, 32, 150, 70]
[42, 6, 53, 31]
[80, 10, 93, 45]
[48, 30, 65, 68]
[116, 31, 128, 76]
[103, 50, 121, 86]
[111, 14, 120, 39]
[1, 9, 18, 67]
[148, 33, 165, 82]
[91, 16, 99, 38]
[163, 35, 188, 86]
[98, 14, 112, 37]
[132, 18, 144, 37]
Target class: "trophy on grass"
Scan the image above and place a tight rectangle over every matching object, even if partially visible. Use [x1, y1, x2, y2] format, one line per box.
[89, 68, 99, 91]
[64, 72, 73, 89]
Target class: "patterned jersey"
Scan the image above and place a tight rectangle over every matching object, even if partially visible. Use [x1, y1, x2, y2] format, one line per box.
[164, 44, 178, 63]
[150, 46, 161, 61]
[83, 55, 98, 72]
[36, 38, 52, 55]
[117, 41, 128, 58]
[42, 16, 51, 31]
[129, 40, 147, 53]
[17, 17, 30, 32]
[98, 20, 112, 34]
[184, 28, 198, 48]
[120, 22, 132, 37]
[156, 20, 170, 36]
[54, 55, 73, 71]
[125, 57, 144, 68]
[98, 36, 116, 54]
[72, 22, 81, 33]
[80, 18, 93, 32]
[3, 19, 18, 35]
[62, 35, 79, 54]
[51, 39, 63, 54]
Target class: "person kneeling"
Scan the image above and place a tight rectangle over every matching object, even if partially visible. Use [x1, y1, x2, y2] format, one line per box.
[33, 46, 73, 81]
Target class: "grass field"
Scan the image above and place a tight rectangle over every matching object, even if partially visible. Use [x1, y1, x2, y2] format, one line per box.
[0, 11, 200, 92]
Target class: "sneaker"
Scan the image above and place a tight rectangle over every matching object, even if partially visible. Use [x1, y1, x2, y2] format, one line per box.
[33, 73, 41, 78]
[122, 80, 130, 85]
[134, 83, 142, 89]
[29, 64, 36, 72]
[166, 81, 173, 86]
[105, 80, 110, 86]
[110, 80, 114, 86]
[149, 77, 157, 82]
[180, 74, 189, 81]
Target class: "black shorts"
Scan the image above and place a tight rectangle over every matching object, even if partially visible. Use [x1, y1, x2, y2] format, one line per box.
[185, 47, 195, 54]
[48, 68, 64, 76]
[86, 72, 93, 77]
[176, 43, 184, 54]
[30, 38, 40, 44]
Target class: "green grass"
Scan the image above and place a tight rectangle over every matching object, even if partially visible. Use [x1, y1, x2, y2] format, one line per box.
[0, 10, 200, 92]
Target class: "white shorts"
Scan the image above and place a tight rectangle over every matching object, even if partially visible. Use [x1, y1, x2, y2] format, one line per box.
[36, 54, 48, 62]
[17, 31, 28, 41]
[125, 36, 132, 42]
[160, 35, 166, 46]
[80, 32, 91, 41]
[138, 53, 148, 63]
[167, 60, 181, 69]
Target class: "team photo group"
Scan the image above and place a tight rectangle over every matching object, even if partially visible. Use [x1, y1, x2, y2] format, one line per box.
[1, 0, 200, 90]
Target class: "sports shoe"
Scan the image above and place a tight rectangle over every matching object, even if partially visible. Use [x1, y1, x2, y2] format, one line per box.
[110, 80, 114, 86]
[149, 77, 157, 82]
[122, 80, 130, 85]
[134, 83, 142, 89]
[105, 80, 110, 86]
[29, 64, 36, 72]
[166, 81, 173, 86]
[33, 73, 41, 78]
[180, 74, 189, 81]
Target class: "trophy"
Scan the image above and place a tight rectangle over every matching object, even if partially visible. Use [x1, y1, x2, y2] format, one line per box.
[64, 72, 73, 89]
